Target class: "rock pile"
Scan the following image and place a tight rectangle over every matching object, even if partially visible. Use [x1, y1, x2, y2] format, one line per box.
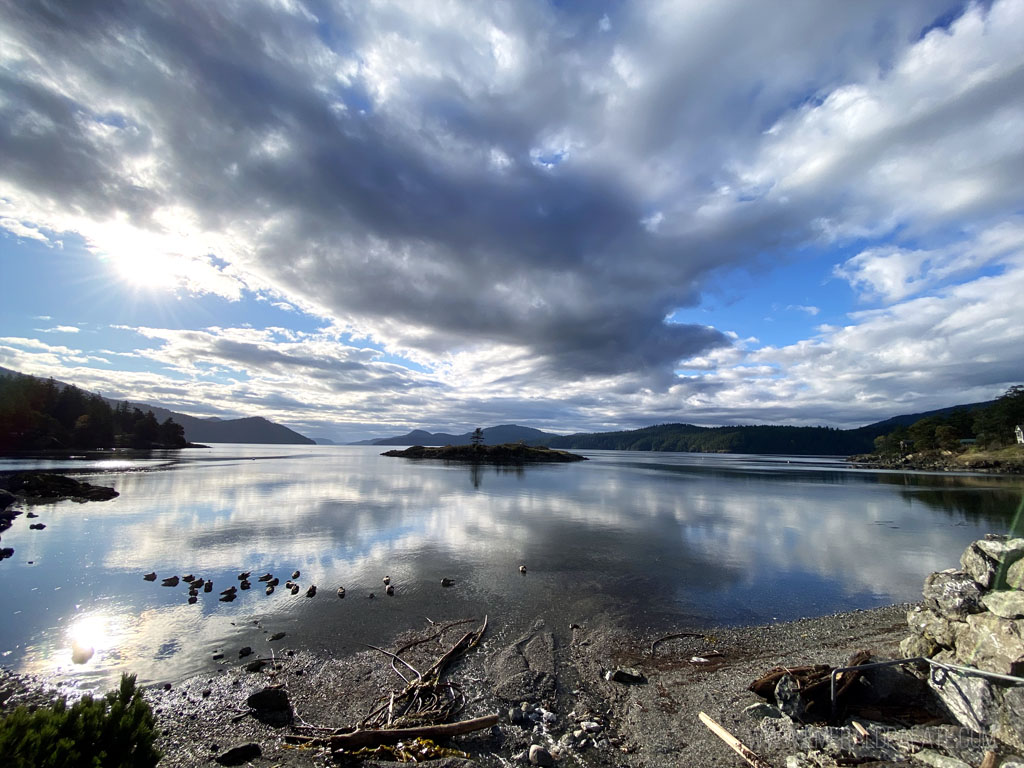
[900, 534, 1024, 751]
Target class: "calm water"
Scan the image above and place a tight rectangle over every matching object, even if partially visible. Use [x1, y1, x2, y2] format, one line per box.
[1, 445, 1021, 691]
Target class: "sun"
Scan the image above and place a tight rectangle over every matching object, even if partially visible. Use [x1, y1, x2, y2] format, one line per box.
[109, 252, 186, 290]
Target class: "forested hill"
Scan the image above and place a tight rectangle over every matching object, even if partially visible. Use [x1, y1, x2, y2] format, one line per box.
[541, 423, 874, 455]
[0, 367, 314, 446]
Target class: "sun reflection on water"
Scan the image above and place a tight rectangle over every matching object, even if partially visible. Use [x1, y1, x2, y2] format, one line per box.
[66, 613, 117, 666]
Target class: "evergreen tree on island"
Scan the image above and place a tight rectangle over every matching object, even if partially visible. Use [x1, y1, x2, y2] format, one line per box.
[470, 427, 484, 448]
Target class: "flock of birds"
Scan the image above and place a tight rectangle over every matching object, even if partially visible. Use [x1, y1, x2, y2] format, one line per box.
[142, 563, 528, 604]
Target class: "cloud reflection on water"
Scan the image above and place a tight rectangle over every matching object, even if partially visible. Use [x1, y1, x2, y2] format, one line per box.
[1, 446, 1019, 689]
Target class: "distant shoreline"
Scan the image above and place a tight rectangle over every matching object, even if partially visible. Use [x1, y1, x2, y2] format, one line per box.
[848, 447, 1024, 474]
[381, 442, 588, 463]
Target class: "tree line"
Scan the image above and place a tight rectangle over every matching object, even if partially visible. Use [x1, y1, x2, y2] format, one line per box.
[544, 423, 876, 455]
[872, 385, 1024, 455]
[0, 374, 186, 451]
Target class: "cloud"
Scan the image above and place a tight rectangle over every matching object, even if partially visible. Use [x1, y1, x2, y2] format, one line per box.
[37, 325, 80, 333]
[1, 217, 49, 242]
[834, 221, 1024, 302]
[787, 305, 820, 316]
[0, 0, 1021, 435]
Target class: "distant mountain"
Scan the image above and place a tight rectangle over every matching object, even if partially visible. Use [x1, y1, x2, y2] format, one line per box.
[356, 424, 562, 446]
[312, 437, 336, 445]
[354, 400, 1001, 456]
[0, 366, 314, 445]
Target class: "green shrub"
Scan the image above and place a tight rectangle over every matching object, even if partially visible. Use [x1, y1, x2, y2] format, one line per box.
[0, 673, 161, 768]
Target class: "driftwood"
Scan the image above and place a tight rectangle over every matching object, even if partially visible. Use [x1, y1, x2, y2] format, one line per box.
[360, 616, 488, 730]
[283, 617, 492, 758]
[699, 711, 774, 768]
[748, 650, 872, 723]
[650, 631, 709, 656]
[329, 713, 499, 750]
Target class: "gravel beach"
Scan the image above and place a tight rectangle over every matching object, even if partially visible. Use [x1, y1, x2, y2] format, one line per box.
[22, 602, 909, 767]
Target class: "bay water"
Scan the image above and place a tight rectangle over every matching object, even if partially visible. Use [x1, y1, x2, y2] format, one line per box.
[0, 444, 1020, 691]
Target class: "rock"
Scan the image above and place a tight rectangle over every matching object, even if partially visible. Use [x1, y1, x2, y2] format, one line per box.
[929, 669, 996, 733]
[246, 686, 292, 725]
[774, 674, 807, 721]
[954, 612, 1024, 675]
[924, 569, 984, 619]
[489, 625, 556, 701]
[982, 590, 1024, 619]
[214, 742, 262, 765]
[994, 686, 1024, 752]
[508, 707, 529, 726]
[239, 646, 253, 658]
[961, 538, 1024, 589]
[1009, 559, 1024, 590]
[606, 667, 646, 685]
[2, 473, 118, 502]
[0, 547, 15, 560]
[528, 744, 554, 766]
[744, 702, 784, 720]
[912, 749, 973, 768]
[907, 605, 965, 649]
[900, 633, 940, 659]
[269, 632, 286, 641]
[0, 489, 15, 511]
[29, 523, 45, 530]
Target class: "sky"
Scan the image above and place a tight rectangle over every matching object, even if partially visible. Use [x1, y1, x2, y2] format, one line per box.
[1, 0, 1023, 442]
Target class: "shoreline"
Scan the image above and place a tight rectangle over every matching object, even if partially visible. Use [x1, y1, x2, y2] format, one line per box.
[1, 603, 915, 766]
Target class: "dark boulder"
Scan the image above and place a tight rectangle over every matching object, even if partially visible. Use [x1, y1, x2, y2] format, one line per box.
[214, 743, 261, 765]
[246, 686, 292, 725]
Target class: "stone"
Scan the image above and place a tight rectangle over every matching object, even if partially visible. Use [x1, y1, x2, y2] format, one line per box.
[246, 686, 292, 725]
[900, 633, 939, 659]
[744, 702, 784, 720]
[214, 743, 262, 766]
[994, 686, 1024, 752]
[774, 674, 807, 721]
[928, 669, 995, 733]
[1009, 559, 1024, 590]
[607, 667, 646, 684]
[983, 590, 1024, 619]
[0, 489, 16, 511]
[912, 748, 972, 768]
[907, 605, 965, 649]
[961, 538, 1024, 589]
[529, 744, 554, 766]
[954, 612, 1024, 675]
[924, 569, 984, 619]
[489, 626, 556, 701]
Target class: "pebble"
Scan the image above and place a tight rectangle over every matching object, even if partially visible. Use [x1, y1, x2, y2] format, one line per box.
[528, 744, 553, 766]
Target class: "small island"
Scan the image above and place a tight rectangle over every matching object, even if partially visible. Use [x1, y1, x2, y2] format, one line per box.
[382, 442, 587, 464]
